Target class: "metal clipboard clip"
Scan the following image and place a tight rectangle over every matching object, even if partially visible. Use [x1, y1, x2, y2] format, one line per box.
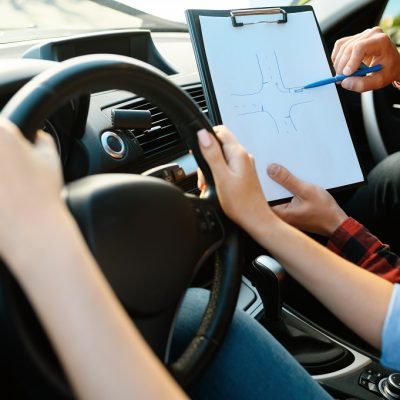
[231, 8, 287, 27]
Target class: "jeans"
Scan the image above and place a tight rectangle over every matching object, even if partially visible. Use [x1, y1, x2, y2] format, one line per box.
[171, 288, 332, 400]
[344, 152, 400, 254]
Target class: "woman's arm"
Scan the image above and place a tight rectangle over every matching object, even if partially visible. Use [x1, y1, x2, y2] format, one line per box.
[197, 126, 393, 349]
[249, 214, 393, 349]
[0, 118, 187, 400]
[264, 165, 400, 283]
[11, 210, 187, 400]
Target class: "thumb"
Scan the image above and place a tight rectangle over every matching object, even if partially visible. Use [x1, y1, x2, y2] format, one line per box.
[197, 129, 229, 183]
[341, 74, 384, 92]
[267, 164, 308, 197]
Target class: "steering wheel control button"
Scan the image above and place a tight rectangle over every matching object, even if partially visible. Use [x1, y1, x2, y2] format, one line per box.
[194, 208, 208, 233]
[101, 131, 126, 159]
[193, 204, 223, 239]
[380, 373, 400, 399]
[205, 210, 217, 231]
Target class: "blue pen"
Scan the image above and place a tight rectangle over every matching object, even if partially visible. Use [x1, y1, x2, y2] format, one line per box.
[303, 64, 382, 89]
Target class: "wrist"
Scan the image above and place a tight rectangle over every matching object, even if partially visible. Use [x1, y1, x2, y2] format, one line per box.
[2, 203, 84, 278]
[324, 208, 348, 236]
[243, 204, 282, 242]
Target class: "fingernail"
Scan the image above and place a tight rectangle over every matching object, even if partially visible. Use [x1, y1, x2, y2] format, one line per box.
[343, 65, 352, 76]
[268, 163, 280, 176]
[197, 129, 212, 148]
[341, 79, 353, 90]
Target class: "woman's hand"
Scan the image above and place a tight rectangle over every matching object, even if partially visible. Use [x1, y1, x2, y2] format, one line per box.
[332, 27, 400, 92]
[197, 128, 347, 236]
[0, 118, 188, 400]
[0, 117, 64, 264]
[197, 126, 276, 233]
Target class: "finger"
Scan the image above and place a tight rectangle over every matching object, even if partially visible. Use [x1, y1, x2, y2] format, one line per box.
[215, 126, 248, 168]
[331, 36, 352, 64]
[34, 130, 58, 152]
[197, 129, 229, 183]
[249, 154, 256, 168]
[0, 117, 24, 138]
[0, 118, 34, 159]
[35, 129, 55, 145]
[33, 130, 61, 170]
[334, 28, 376, 69]
[341, 73, 384, 92]
[214, 125, 239, 146]
[334, 32, 364, 73]
[334, 28, 379, 73]
[267, 164, 309, 197]
[197, 179, 207, 191]
[337, 33, 384, 76]
[342, 40, 376, 75]
[197, 168, 207, 191]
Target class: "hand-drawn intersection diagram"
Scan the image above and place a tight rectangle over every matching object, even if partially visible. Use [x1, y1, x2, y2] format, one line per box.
[231, 51, 314, 135]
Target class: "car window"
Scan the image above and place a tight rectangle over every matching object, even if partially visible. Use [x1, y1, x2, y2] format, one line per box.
[0, 0, 185, 45]
[380, 0, 400, 45]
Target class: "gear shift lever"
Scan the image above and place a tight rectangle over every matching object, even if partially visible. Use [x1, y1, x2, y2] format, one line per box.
[247, 255, 354, 375]
[248, 255, 285, 322]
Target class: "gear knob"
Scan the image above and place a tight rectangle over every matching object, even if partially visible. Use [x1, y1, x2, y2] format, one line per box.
[249, 255, 285, 322]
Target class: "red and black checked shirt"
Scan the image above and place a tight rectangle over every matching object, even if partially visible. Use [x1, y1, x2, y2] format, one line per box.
[327, 217, 400, 283]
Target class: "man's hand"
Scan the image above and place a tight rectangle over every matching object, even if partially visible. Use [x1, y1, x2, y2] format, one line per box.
[332, 27, 400, 92]
[268, 164, 348, 236]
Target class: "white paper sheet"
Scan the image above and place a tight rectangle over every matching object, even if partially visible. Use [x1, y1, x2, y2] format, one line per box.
[199, 11, 364, 202]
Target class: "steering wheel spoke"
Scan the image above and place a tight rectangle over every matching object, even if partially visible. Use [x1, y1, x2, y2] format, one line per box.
[186, 194, 225, 266]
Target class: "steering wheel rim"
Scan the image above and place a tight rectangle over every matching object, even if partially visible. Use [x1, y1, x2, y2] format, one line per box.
[0, 54, 242, 393]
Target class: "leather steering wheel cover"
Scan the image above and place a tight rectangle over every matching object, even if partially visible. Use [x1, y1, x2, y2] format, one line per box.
[1, 54, 215, 187]
[0, 54, 242, 387]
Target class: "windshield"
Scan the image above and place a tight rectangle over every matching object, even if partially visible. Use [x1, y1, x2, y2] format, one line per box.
[116, 1, 294, 24]
[0, 0, 304, 45]
[0, 0, 355, 45]
[0, 0, 188, 44]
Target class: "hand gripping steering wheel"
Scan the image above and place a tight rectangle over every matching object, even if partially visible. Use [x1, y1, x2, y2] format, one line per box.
[0, 55, 242, 397]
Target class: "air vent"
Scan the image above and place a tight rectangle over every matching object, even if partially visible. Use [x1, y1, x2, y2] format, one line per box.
[121, 84, 207, 160]
[187, 86, 208, 114]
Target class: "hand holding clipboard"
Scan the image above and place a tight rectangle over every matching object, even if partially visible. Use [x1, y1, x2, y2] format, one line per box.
[186, 6, 365, 204]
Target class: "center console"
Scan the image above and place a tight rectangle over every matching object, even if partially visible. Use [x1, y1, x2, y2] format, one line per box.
[237, 256, 398, 400]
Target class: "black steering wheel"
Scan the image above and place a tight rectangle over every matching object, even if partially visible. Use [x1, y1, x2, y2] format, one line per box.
[0, 54, 242, 397]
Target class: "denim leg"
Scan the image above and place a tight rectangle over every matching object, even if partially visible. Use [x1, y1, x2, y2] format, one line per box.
[344, 152, 400, 254]
[171, 288, 333, 400]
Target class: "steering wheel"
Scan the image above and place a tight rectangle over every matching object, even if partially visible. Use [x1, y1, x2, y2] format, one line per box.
[0, 54, 242, 397]
[361, 86, 400, 165]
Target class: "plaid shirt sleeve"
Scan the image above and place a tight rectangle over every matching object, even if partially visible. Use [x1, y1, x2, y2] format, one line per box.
[327, 217, 400, 283]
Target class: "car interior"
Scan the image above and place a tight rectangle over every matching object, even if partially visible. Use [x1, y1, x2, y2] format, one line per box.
[0, 0, 400, 399]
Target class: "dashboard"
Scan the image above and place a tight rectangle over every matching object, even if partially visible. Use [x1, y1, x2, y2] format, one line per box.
[0, 29, 204, 194]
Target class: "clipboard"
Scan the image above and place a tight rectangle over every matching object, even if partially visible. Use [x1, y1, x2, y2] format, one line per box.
[185, 6, 366, 205]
